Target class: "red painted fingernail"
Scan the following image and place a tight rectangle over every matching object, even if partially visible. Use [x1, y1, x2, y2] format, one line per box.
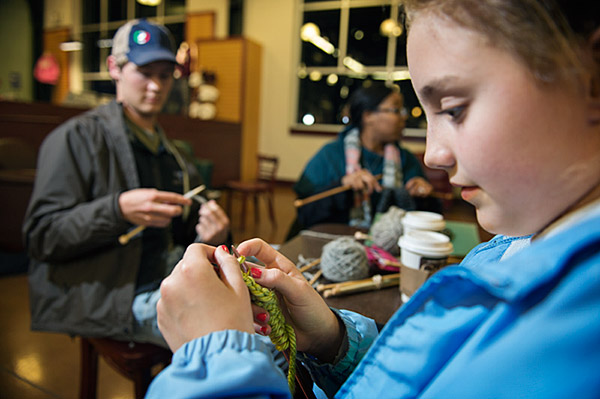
[219, 245, 229, 254]
[256, 313, 268, 323]
[251, 268, 262, 279]
[260, 326, 269, 335]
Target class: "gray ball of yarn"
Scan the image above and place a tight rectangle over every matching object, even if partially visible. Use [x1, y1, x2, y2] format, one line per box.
[320, 237, 369, 282]
[370, 206, 405, 256]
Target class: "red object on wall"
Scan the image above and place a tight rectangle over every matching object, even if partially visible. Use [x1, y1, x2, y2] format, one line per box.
[33, 52, 60, 85]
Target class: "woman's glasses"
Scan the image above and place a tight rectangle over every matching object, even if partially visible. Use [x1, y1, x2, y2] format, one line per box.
[376, 107, 408, 117]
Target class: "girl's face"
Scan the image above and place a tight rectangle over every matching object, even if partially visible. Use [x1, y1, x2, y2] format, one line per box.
[407, 13, 600, 236]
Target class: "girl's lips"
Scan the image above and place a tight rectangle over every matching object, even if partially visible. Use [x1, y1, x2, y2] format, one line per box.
[460, 186, 479, 202]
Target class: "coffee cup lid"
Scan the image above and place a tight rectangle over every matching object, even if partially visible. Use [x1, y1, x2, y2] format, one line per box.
[402, 211, 446, 231]
[398, 230, 453, 257]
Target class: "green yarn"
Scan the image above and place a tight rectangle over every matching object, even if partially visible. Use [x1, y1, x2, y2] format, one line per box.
[238, 256, 297, 394]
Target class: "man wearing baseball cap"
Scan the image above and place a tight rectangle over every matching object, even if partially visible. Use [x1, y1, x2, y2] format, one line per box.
[24, 19, 231, 347]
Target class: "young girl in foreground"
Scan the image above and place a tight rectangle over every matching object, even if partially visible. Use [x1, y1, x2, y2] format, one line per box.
[148, 0, 600, 397]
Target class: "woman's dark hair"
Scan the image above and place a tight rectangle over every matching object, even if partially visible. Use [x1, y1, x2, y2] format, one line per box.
[348, 84, 395, 128]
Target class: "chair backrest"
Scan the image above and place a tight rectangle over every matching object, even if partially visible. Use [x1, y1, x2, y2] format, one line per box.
[256, 154, 278, 185]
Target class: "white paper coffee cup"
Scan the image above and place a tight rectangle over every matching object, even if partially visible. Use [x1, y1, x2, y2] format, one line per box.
[398, 230, 453, 302]
[401, 211, 445, 234]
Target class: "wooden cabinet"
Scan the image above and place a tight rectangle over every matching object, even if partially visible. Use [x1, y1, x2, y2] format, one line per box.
[195, 38, 262, 181]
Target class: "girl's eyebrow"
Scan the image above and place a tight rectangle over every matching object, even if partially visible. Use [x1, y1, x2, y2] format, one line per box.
[418, 75, 462, 105]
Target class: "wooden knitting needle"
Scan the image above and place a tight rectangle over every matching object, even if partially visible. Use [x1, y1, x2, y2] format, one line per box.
[293, 174, 382, 208]
[293, 175, 454, 208]
[322, 273, 400, 298]
[317, 272, 400, 292]
[298, 258, 321, 273]
[118, 184, 206, 245]
[308, 269, 323, 286]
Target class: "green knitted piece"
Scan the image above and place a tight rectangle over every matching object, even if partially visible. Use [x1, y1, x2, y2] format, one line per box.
[238, 256, 297, 394]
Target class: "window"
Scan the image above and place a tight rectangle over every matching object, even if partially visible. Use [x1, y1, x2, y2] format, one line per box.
[79, 0, 185, 97]
[295, 0, 425, 132]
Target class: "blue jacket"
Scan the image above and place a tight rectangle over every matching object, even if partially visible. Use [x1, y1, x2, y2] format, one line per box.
[147, 209, 600, 399]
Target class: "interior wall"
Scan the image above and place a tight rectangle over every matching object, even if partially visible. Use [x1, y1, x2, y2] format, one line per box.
[187, 0, 229, 39]
[0, 0, 33, 101]
[243, 0, 331, 182]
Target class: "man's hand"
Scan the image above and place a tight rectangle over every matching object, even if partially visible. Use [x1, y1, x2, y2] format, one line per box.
[119, 188, 192, 227]
[196, 200, 230, 245]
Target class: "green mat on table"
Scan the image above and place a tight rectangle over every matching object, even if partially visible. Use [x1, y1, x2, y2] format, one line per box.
[444, 220, 481, 257]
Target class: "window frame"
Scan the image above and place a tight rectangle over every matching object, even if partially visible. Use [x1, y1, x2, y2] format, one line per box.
[291, 0, 425, 137]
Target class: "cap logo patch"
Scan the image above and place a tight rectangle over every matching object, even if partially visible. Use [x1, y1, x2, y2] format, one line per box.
[133, 30, 151, 45]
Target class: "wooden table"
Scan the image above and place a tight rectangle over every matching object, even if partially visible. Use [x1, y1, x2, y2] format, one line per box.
[278, 224, 403, 325]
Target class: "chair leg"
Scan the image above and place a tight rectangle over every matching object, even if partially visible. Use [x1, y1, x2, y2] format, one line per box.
[241, 193, 248, 230]
[253, 194, 260, 225]
[226, 190, 233, 218]
[80, 338, 98, 399]
[266, 193, 277, 228]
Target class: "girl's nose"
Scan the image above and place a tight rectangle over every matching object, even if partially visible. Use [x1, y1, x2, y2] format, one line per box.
[424, 127, 455, 171]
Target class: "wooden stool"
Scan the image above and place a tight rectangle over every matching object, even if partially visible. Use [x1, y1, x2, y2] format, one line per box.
[79, 337, 172, 399]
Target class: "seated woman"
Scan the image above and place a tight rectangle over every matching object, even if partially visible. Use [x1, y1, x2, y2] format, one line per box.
[289, 84, 439, 238]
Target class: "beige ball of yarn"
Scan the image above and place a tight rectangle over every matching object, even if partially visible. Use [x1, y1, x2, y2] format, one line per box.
[320, 237, 369, 282]
[370, 206, 405, 256]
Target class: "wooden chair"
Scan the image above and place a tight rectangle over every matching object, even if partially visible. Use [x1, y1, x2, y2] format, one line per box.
[226, 154, 279, 230]
[79, 337, 172, 399]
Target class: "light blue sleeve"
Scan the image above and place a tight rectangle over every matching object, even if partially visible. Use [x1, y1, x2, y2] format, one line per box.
[297, 309, 379, 398]
[146, 330, 291, 399]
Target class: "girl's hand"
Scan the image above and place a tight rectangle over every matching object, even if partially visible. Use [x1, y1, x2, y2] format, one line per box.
[157, 244, 254, 353]
[238, 239, 345, 363]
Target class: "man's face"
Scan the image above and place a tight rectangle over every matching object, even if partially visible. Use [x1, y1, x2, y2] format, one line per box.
[114, 60, 175, 117]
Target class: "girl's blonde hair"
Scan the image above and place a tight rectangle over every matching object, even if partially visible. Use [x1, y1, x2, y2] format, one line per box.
[402, 0, 599, 92]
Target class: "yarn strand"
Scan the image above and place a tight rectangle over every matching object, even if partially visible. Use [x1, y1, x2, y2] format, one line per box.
[238, 256, 297, 395]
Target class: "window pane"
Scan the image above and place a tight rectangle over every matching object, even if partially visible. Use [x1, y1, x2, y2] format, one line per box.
[165, 0, 186, 16]
[297, 75, 368, 125]
[347, 6, 390, 66]
[165, 23, 185, 50]
[82, 0, 100, 24]
[396, 79, 426, 129]
[135, 3, 157, 19]
[394, 16, 408, 66]
[108, 0, 127, 22]
[82, 31, 101, 73]
[301, 10, 340, 67]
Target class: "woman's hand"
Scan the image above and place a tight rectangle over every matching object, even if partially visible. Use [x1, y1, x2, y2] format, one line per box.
[195, 200, 230, 245]
[118, 188, 192, 227]
[405, 176, 433, 197]
[238, 239, 345, 363]
[341, 169, 382, 194]
[157, 244, 254, 353]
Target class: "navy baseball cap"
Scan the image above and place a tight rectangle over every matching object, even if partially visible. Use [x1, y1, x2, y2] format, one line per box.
[111, 19, 177, 66]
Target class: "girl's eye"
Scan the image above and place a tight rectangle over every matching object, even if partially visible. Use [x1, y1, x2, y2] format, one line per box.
[437, 105, 465, 121]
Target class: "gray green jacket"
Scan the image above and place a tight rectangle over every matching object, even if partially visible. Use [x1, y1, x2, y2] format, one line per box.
[23, 100, 201, 339]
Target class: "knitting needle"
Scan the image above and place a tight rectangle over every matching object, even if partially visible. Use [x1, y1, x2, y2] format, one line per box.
[118, 184, 206, 245]
[307, 269, 323, 286]
[298, 258, 321, 273]
[322, 273, 400, 298]
[317, 272, 400, 292]
[230, 245, 248, 273]
[293, 174, 454, 208]
[293, 174, 382, 208]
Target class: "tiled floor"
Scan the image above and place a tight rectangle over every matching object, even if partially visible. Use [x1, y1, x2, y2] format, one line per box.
[0, 184, 487, 398]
